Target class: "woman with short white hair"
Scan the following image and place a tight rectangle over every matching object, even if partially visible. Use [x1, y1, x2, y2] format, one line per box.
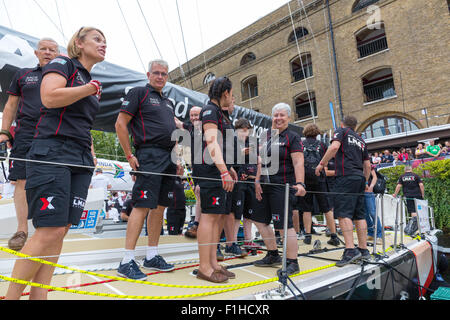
[251, 102, 306, 276]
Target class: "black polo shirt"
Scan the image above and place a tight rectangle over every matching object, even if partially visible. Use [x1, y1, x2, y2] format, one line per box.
[7, 65, 44, 141]
[331, 127, 369, 177]
[261, 128, 303, 184]
[121, 199, 135, 217]
[120, 84, 176, 149]
[197, 101, 234, 182]
[36, 56, 99, 149]
[169, 177, 186, 209]
[182, 122, 203, 169]
[302, 137, 327, 182]
[397, 172, 422, 198]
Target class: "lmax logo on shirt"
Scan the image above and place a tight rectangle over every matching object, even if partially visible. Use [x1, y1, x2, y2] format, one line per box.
[402, 176, 416, 182]
[347, 136, 365, 151]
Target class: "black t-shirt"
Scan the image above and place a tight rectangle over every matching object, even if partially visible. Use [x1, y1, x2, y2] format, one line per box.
[302, 137, 327, 182]
[197, 101, 234, 182]
[36, 56, 99, 149]
[233, 136, 259, 180]
[121, 199, 135, 216]
[120, 84, 176, 149]
[261, 128, 303, 184]
[169, 177, 186, 209]
[7, 65, 44, 141]
[397, 172, 422, 198]
[331, 127, 369, 177]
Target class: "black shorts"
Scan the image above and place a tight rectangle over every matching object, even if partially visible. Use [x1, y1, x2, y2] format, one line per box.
[199, 182, 232, 215]
[25, 137, 94, 228]
[251, 183, 295, 230]
[406, 197, 422, 214]
[301, 180, 331, 214]
[292, 195, 303, 212]
[166, 208, 186, 235]
[231, 181, 257, 220]
[333, 175, 366, 221]
[8, 136, 33, 181]
[326, 177, 336, 209]
[132, 146, 176, 209]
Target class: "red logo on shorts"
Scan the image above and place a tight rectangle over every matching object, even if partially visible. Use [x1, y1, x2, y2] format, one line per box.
[212, 197, 220, 206]
[40, 197, 55, 210]
[140, 191, 148, 199]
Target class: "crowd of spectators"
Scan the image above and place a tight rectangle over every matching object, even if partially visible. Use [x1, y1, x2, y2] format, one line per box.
[369, 139, 449, 167]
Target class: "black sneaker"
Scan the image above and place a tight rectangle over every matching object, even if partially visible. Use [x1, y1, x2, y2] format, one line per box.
[358, 247, 371, 261]
[276, 237, 283, 247]
[335, 248, 362, 267]
[224, 243, 248, 258]
[277, 261, 300, 278]
[143, 255, 175, 272]
[117, 260, 147, 280]
[253, 252, 282, 267]
[327, 236, 340, 247]
[217, 244, 224, 261]
[303, 234, 312, 245]
[405, 216, 418, 236]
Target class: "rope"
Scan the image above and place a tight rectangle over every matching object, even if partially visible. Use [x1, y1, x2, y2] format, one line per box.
[136, 0, 163, 60]
[31, 0, 68, 43]
[175, 0, 194, 90]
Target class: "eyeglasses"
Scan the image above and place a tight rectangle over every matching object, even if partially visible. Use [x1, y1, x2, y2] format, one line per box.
[151, 71, 168, 77]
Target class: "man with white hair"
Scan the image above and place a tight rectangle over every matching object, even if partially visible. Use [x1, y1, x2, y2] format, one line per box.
[0, 38, 59, 251]
[115, 59, 180, 280]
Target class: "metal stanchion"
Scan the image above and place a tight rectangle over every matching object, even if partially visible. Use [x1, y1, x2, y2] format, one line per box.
[280, 183, 290, 294]
[393, 198, 399, 252]
[373, 194, 380, 257]
[380, 194, 386, 256]
[400, 197, 404, 246]
[430, 207, 435, 230]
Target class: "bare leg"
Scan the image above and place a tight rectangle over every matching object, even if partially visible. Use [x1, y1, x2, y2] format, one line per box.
[198, 214, 222, 276]
[243, 218, 253, 242]
[354, 219, 368, 250]
[338, 217, 355, 249]
[147, 206, 165, 247]
[292, 210, 300, 234]
[325, 210, 336, 234]
[13, 180, 28, 234]
[252, 221, 277, 251]
[125, 207, 149, 250]
[303, 212, 312, 233]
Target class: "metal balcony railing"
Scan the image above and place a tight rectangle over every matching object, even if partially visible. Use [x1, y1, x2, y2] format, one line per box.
[364, 81, 396, 102]
[358, 36, 388, 58]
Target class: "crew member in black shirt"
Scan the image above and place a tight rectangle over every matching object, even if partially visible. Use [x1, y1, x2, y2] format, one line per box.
[252, 102, 306, 276]
[120, 197, 135, 222]
[116, 59, 178, 280]
[315, 116, 371, 267]
[392, 165, 425, 236]
[0, 38, 59, 252]
[174, 106, 202, 238]
[166, 165, 187, 235]
[196, 77, 238, 283]
[6, 27, 106, 300]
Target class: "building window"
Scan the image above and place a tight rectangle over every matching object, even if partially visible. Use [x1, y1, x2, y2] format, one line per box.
[294, 92, 317, 120]
[352, 0, 380, 13]
[362, 68, 396, 103]
[290, 54, 313, 82]
[356, 24, 388, 58]
[240, 52, 256, 66]
[361, 116, 419, 139]
[241, 76, 258, 101]
[203, 72, 216, 85]
[288, 27, 309, 44]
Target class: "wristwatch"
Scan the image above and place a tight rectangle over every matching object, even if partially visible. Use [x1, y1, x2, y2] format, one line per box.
[295, 182, 306, 189]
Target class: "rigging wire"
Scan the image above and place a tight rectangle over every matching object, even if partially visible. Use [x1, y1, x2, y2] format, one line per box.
[287, 1, 315, 124]
[54, 0, 66, 44]
[136, 0, 163, 60]
[1, 0, 13, 29]
[194, 0, 208, 73]
[31, 0, 68, 43]
[175, 0, 194, 90]
[157, 0, 189, 88]
[116, 0, 147, 74]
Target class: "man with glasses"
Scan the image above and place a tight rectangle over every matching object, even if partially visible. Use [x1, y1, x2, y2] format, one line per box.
[0, 38, 59, 251]
[115, 59, 179, 280]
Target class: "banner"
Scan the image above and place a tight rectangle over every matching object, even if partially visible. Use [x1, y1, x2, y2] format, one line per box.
[0, 25, 302, 136]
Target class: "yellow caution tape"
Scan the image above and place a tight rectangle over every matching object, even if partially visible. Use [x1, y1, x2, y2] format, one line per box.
[0, 245, 336, 299]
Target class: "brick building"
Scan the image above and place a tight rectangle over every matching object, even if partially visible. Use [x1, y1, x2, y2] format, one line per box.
[169, 0, 450, 149]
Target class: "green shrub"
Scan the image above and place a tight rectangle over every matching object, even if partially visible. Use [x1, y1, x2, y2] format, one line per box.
[185, 189, 196, 204]
[379, 159, 450, 230]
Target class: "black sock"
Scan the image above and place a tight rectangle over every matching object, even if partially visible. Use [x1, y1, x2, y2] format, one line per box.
[268, 250, 279, 256]
[331, 233, 337, 238]
[287, 258, 298, 265]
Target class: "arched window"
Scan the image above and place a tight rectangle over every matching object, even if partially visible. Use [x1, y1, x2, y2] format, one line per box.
[352, 0, 380, 13]
[361, 116, 419, 139]
[240, 52, 256, 66]
[356, 23, 388, 58]
[290, 54, 313, 82]
[203, 72, 216, 85]
[241, 76, 258, 101]
[294, 92, 317, 120]
[288, 27, 309, 43]
[362, 68, 396, 103]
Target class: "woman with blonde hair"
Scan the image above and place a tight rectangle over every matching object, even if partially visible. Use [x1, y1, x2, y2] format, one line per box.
[6, 27, 106, 300]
